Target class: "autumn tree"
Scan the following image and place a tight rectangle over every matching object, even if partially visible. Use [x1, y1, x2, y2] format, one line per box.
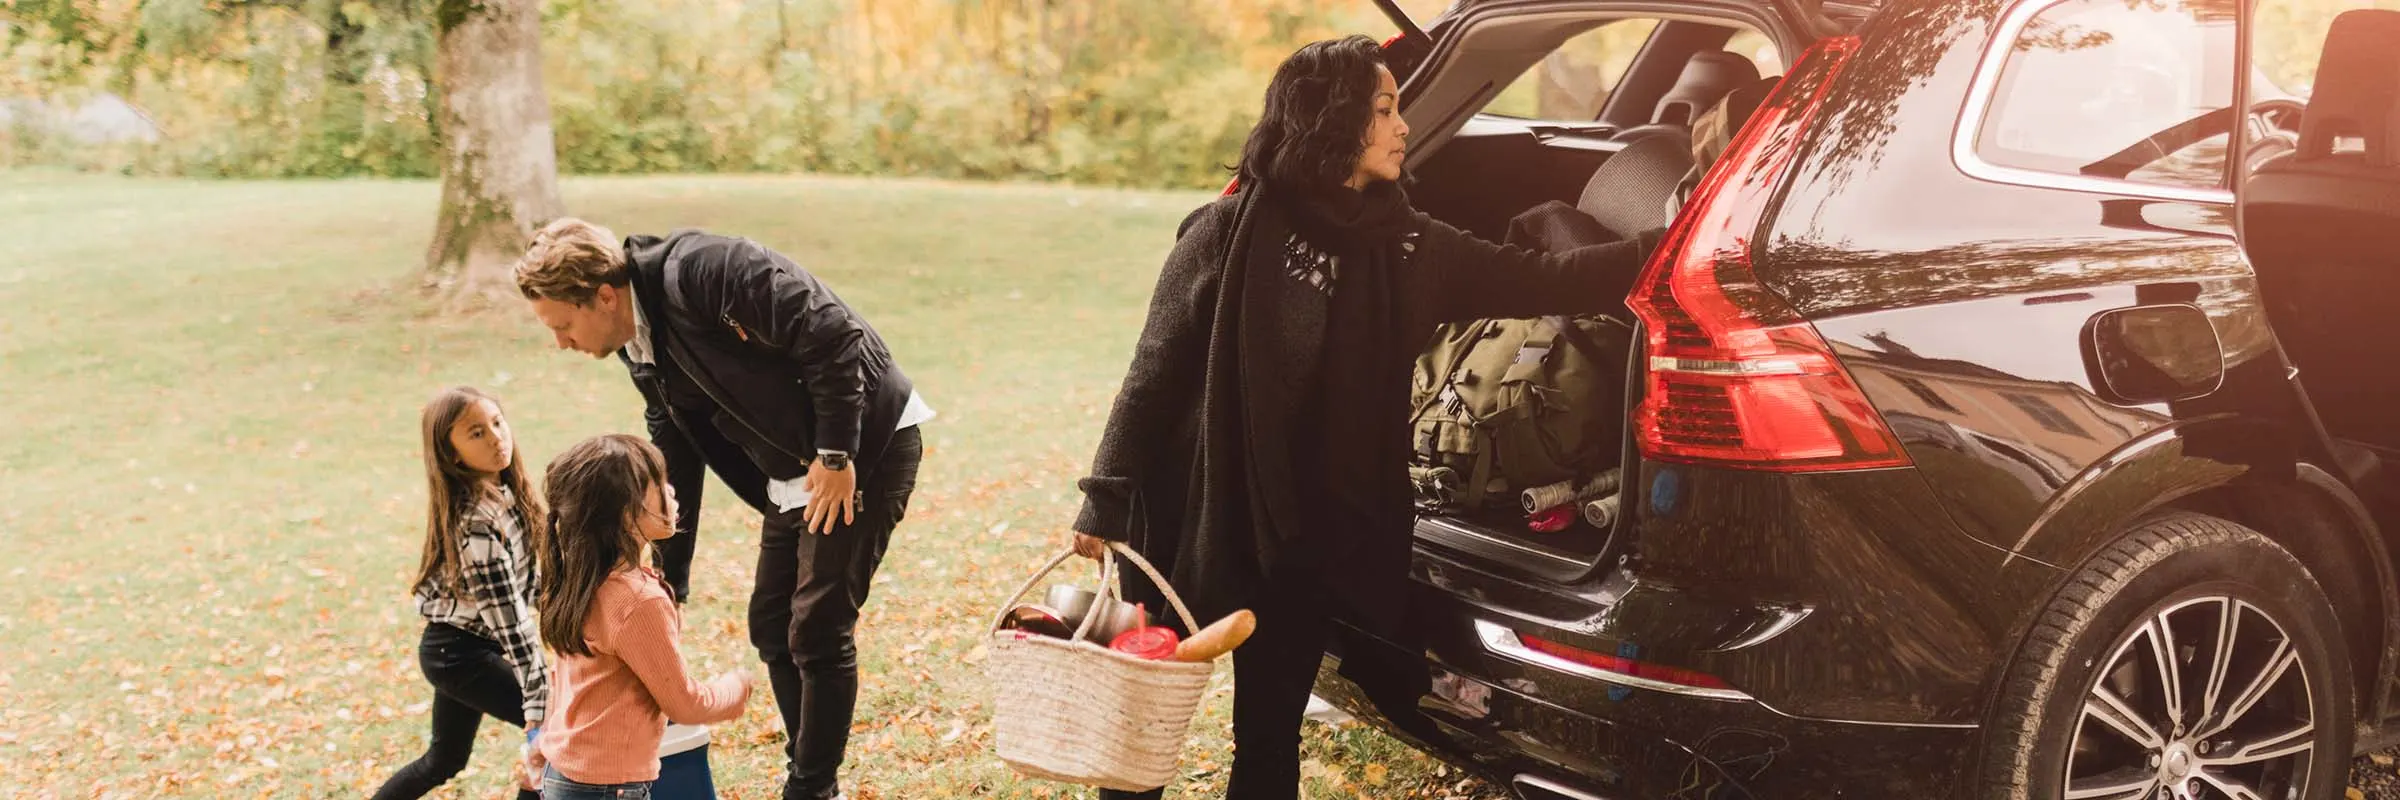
[422, 0, 561, 305]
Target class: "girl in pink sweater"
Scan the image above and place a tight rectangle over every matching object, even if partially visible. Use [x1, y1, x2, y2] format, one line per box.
[523, 434, 752, 797]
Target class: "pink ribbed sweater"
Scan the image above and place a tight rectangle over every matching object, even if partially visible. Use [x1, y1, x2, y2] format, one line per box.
[538, 566, 743, 784]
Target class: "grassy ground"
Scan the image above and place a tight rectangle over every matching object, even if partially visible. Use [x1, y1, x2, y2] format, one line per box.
[0, 170, 1501, 798]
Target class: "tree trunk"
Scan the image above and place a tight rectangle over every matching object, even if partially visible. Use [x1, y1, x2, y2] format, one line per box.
[424, 0, 562, 306]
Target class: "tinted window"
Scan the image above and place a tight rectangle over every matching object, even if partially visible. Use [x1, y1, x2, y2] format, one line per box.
[1976, 0, 2239, 190]
[1484, 20, 1664, 120]
[2241, 0, 2327, 175]
[1724, 28, 1784, 78]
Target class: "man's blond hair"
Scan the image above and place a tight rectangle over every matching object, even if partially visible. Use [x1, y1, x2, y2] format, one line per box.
[515, 218, 627, 306]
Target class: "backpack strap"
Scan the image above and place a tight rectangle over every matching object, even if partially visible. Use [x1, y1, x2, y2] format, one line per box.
[1413, 319, 1499, 507]
[1516, 317, 1562, 369]
[1410, 319, 1493, 431]
[1463, 436, 1498, 509]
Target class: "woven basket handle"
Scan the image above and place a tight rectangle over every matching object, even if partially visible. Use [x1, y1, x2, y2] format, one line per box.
[986, 547, 1107, 634]
[985, 542, 1202, 639]
[1100, 541, 1202, 635]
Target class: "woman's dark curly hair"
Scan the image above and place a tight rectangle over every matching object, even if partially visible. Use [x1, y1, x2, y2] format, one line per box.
[1236, 35, 1389, 191]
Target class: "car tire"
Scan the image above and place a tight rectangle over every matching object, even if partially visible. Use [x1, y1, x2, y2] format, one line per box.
[1973, 511, 2353, 800]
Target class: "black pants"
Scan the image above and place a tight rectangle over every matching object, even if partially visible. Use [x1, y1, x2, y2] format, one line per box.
[1100, 572, 1335, 800]
[750, 426, 922, 800]
[372, 623, 541, 800]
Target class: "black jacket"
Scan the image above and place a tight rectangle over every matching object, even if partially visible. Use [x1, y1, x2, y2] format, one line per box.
[1073, 188, 1656, 632]
[619, 230, 914, 521]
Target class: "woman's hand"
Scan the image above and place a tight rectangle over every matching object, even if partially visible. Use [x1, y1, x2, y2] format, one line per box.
[1069, 532, 1108, 561]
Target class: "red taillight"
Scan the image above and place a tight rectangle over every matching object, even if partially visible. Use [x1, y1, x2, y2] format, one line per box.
[1625, 36, 1907, 472]
[1519, 634, 1732, 690]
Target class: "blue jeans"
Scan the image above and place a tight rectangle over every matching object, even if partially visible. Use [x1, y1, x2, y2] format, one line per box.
[542, 767, 652, 800]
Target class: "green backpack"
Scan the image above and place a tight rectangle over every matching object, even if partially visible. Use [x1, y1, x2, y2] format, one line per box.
[1409, 314, 1632, 512]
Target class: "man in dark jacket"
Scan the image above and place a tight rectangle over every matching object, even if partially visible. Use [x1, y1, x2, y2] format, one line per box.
[515, 218, 929, 800]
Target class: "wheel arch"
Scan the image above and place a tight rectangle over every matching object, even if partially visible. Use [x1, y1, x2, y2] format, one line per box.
[1993, 415, 2393, 729]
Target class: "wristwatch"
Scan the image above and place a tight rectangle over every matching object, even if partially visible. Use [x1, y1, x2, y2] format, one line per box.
[817, 450, 852, 471]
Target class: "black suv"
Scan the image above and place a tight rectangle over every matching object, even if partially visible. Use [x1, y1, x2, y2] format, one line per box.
[1314, 0, 2400, 797]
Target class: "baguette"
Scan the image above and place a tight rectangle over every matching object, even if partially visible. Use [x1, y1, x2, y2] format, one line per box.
[1173, 609, 1257, 662]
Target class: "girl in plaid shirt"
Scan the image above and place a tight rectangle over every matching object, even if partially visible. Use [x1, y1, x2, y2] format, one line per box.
[374, 386, 549, 800]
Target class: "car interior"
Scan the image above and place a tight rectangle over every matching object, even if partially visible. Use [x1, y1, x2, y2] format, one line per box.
[1403, 13, 1787, 245]
[1396, 9, 1790, 557]
[2241, 9, 2400, 482]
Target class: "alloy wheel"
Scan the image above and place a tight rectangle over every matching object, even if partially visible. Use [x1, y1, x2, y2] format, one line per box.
[2062, 595, 2319, 800]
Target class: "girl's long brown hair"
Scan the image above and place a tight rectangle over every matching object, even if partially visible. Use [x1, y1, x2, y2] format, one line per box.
[414, 386, 544, 599]
[536, 433, 666, 657]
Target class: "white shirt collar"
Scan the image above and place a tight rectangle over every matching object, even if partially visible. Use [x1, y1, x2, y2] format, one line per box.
[623, 282, 655, 365]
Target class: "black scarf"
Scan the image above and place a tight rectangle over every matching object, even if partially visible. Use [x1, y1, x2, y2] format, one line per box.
[1284, 180, 1417, 259]
[1223, 178, 1423, 626]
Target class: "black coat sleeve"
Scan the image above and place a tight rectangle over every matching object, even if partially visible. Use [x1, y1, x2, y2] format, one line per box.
[1418, 216, 1663, 324]
[645, 396, 708, 599]
[1073, 201, 1231, 541]
[688, 239, 875, 456]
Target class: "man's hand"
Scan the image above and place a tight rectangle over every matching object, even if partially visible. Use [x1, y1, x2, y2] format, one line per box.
[1069, 532, 1108, 561]
[803, 457, 857, 535]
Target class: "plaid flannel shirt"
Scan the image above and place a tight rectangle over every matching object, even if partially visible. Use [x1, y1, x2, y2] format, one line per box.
[414, 490, 548, 726]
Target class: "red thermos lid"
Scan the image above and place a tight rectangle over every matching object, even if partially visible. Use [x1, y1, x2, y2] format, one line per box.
[1109, 626, 1182, 660]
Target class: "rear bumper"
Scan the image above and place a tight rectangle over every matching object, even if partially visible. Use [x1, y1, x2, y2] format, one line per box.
[1314, 601, 1978, 798]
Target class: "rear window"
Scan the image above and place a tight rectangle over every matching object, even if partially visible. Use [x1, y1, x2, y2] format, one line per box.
[2252, 0, 2334, 96]
[1482, 20, 1781, 122]
[1485, 20, 1664, 120]
[1972, 0, 2238, 191]
[1724, 28, 1784, 77]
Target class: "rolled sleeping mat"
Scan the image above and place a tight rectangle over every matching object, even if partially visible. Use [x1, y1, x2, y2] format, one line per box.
[1582, 493, 1622, 530]
[1521, 468, 1625, 514]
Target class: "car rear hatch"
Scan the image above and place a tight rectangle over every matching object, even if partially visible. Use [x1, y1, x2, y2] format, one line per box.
[1386, 1, 1899, 586]
[1336, 8, 1945, 731]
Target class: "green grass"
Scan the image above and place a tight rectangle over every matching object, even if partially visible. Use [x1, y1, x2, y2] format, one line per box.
[0, 170, 1502, 798]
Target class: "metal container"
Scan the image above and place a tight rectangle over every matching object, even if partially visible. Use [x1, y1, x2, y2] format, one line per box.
[1041, 583, 1151, 643]
[1045, 584, 1101, 629]
[1081, 597, 1149, 644]
[997, 603, 1073, 639]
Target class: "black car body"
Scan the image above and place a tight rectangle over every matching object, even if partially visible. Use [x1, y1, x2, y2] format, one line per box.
[1315, 0, 2400, 797]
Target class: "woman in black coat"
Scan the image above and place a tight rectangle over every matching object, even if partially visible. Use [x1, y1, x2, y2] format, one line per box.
[1068, 34, 1659, 799]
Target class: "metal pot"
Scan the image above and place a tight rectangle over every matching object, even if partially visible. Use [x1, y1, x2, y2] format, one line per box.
[1044, 584, 1101, 630]
[1042, 583, 1152, 642]
[1080, 597, 1149, 644]
[997, 603, 1072, 639]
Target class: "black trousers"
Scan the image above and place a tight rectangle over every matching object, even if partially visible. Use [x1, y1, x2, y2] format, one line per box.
[1100, 571, 1335, 800]
[372, 623, 541, 800]
[749, 426, 922, 800]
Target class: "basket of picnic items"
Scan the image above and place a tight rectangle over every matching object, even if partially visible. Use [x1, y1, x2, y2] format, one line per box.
[984, 541, 1256, 791]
